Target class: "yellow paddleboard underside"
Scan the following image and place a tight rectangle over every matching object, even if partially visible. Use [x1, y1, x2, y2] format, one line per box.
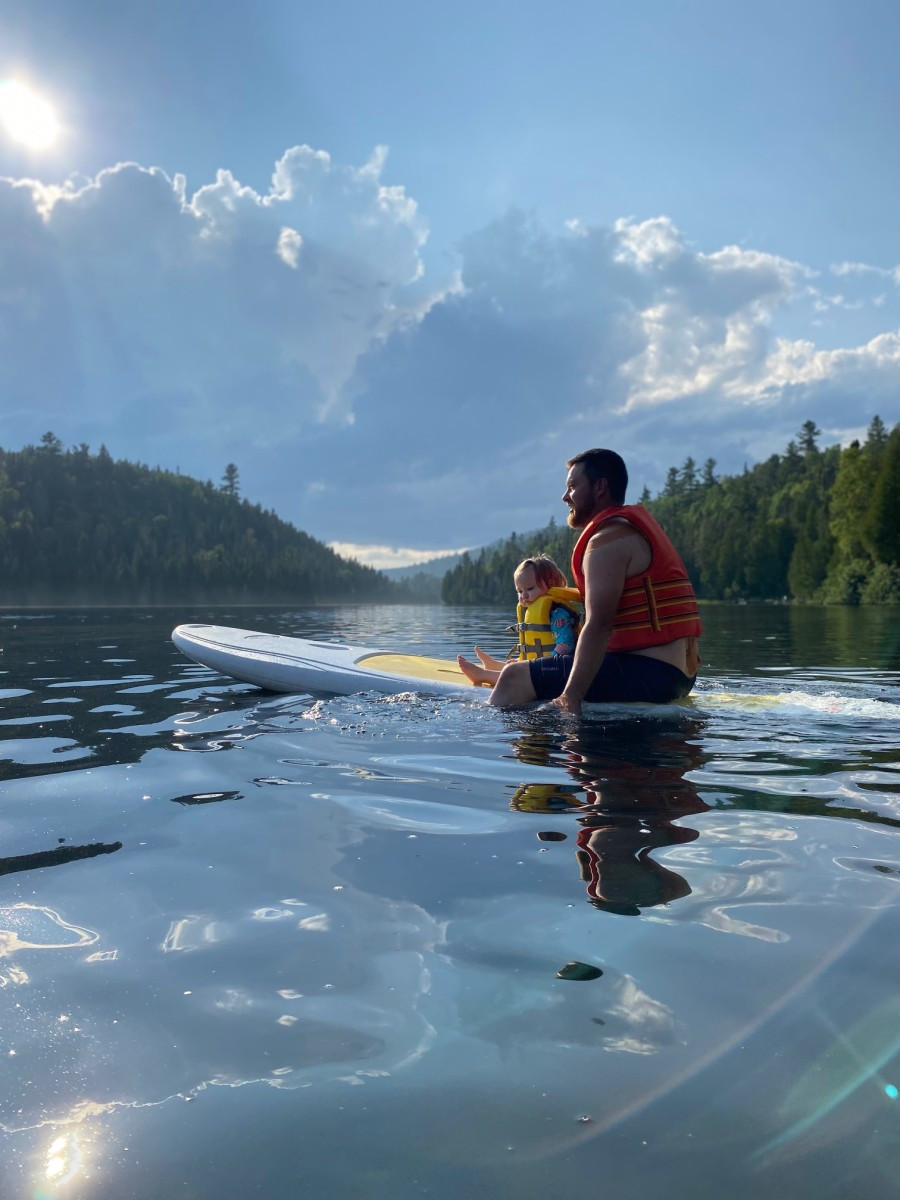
[357, 652, 471, 683]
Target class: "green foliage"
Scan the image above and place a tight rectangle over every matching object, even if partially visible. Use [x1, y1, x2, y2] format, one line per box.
[829, 441, 870, 562]
[0, 439, 413, 605]
[442, 417, 900, 606]
[860, 562, 900, 605]
[819, 558, 870, 606]
[442, 527, 577, 605]
[861, 428, 900, 566]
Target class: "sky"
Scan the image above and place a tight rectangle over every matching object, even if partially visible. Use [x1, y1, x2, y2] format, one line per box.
[1, 0, 899, 568]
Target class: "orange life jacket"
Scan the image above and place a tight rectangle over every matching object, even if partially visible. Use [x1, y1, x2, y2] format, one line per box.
[570, 505, 702, 652]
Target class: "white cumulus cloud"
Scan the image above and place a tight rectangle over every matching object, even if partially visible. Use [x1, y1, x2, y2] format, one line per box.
[0, 145, 433, 449]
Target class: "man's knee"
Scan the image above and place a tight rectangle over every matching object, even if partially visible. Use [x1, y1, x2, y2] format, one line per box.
[488, 661, 536, 707]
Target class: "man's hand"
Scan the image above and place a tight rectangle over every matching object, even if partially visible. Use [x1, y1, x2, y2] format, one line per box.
[544, 693, 582, 716]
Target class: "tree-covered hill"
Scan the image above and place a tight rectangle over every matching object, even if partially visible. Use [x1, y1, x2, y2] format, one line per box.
[0, 435, 410, 605]
[442, 419, 900, 606]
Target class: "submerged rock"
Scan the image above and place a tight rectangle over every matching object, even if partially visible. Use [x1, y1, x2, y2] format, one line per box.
[556, 961, 603, 982]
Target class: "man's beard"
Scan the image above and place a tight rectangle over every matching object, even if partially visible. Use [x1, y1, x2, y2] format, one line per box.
[566, 503, 589, 530]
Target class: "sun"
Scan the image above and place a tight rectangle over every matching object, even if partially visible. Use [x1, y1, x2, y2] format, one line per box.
[0, 80, 60, 150]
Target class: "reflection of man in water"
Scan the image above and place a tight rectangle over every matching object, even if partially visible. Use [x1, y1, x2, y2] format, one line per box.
[574, 796, 702, 915]
[511, 718, 709, 914]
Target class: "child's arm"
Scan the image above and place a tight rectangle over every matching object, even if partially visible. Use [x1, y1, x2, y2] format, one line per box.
[551, 605, 578, 655]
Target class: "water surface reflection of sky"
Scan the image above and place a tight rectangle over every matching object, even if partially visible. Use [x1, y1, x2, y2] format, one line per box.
[0, 604, 898, 1199]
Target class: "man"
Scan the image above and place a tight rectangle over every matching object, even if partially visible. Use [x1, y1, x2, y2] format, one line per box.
[488, 448, 701, 712]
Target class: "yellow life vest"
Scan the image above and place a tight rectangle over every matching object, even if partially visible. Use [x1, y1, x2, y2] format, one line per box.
[512, 587, 583, 660]
[509, 783, 583, 813]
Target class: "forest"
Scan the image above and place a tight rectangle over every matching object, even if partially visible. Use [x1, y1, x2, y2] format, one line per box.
[0, 435, 431, 604]
[441, 419, 900, 606]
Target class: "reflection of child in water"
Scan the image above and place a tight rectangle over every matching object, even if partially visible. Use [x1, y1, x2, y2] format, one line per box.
[457, 555, 579, 687]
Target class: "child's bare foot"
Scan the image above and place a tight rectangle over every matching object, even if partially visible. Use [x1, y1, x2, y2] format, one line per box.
[474, 646, 505, 671]
[457, 654, 497, 687]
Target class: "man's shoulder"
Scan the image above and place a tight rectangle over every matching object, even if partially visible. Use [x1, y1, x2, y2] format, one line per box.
[587, 516, 647, 547]
[584, 514, 652, 580]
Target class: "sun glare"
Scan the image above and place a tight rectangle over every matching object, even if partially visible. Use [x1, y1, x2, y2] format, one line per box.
[0, 80, 60, 149]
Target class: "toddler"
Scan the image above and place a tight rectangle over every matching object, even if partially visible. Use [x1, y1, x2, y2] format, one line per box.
[457, 555, 581, 687]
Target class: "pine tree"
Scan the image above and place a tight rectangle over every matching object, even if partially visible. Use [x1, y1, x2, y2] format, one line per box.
[866, 414, 888, 448]
[862, 429, 900, 565]
[829, 441, 871, 563]
[798, 420, 821, 455]
[221, 463, 240, 499]
[663, 466, 681, 497]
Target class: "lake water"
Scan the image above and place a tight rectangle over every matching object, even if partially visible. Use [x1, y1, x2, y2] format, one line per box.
[0, 603, 898, 1200]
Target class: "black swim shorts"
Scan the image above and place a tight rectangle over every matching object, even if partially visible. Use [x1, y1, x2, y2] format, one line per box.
[528, 652, 695, 704]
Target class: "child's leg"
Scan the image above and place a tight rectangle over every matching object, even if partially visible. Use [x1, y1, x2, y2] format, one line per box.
[474, 646, 507, 671]
[457, 655, 498, 687]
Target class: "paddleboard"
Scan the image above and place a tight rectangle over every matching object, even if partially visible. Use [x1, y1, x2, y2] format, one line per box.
[171, 624, 802, 712]
[172, 623, 482, 696]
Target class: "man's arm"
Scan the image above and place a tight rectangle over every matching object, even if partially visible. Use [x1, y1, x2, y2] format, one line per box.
[548, 528, 634, 714]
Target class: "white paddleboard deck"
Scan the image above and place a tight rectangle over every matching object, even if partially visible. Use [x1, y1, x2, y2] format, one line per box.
[172, 624, 480, 696]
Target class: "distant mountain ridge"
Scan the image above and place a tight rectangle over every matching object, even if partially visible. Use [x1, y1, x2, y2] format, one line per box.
[382, 532, 545, 589]
[382, 552, 466, 580]
[0, 435, 421, 605]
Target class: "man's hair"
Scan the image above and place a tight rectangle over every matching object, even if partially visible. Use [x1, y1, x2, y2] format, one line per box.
[515, 555, 567, 590]
[566, 449, 628, 505]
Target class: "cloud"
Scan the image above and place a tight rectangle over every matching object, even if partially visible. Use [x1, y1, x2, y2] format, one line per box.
[328, 543, 469, 570]
[615, 224, 809, 409]
[276, 227, 302, 268]
[762, 330, 900, 398]
[831, 259, 900, 283]
[1, 148, 899, 552]
[329, 210, 887, 543]
[0, 146, 432, 448]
